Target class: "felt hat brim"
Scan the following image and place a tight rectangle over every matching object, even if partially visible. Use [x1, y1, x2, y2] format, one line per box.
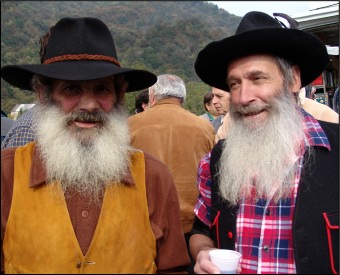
[195, 28, 330, 91]
[1, 61, 157, 93]
[1, 17, 157, 93]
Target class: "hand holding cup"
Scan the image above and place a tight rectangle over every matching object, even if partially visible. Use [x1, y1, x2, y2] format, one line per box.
[209, 249, 242, 274]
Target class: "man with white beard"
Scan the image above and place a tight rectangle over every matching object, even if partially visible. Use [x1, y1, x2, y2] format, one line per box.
[1, 17, 191, 273]
[188, 11, 339, 274]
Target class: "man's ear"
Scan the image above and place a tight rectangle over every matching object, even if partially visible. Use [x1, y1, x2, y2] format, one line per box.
[116, 80, 128, 103]
[36, 85, 48, 104]
[148, 88, 155, 106]
[291, 65, 302, 93]
[118, 91, 126, 102]
[142, 103, 148, 111]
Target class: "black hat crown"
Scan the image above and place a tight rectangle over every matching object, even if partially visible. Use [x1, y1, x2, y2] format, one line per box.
[1, 17, 157, 93]
[194, 11, 329, 91]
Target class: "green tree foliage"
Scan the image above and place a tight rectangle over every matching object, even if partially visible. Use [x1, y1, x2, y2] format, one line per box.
[1, 1, 241, 115]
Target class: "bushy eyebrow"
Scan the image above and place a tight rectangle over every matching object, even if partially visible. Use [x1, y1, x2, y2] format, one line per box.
[227, 70, 267, 82]
[247, 70, 267, 78]
[226, 75, 238, 83]
[213, 92, 225, 97]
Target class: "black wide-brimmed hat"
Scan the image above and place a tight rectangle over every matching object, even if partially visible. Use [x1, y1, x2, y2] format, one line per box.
[195, 11, 330, 91]
[1, 17, 157, 93]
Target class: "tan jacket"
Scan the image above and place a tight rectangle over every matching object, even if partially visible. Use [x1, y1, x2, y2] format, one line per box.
[301, 98, 339, 123]
[128, 98, 215, 233]
[300, 87, 339, 123]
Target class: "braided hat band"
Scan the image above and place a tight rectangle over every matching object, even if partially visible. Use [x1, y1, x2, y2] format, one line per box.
[43, 54, 121, 67]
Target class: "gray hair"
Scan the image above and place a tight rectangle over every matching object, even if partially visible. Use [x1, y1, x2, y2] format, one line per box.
[31, 74, 53, 102]
[273, 56, 300, 104]
[273, 57, 295, 90]
[150, 74, 186, 103]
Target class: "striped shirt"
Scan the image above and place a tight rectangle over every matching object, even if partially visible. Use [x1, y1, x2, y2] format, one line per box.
[194, 110, 330, 274]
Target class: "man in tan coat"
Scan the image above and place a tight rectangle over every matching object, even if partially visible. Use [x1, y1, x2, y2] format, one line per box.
[128, 74, 215, 239]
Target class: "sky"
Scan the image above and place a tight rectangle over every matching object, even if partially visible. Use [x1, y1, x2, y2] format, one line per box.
[208, 1, 338, 17]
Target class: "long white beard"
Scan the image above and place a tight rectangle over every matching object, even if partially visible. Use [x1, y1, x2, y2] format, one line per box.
[33, 103, 132, 202]
[218, 89, 309, 206]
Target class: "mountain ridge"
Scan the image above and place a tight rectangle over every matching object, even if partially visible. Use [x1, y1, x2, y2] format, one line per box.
[1, 1, 241, 115]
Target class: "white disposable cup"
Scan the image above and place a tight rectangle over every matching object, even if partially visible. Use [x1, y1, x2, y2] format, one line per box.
[209, 249, 241, 274]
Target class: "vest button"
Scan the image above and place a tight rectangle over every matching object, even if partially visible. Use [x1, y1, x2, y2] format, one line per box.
[82, 210, 89, 218]
[265, 209, 271, 216]
[263, 245, 269, 252]
[228, 231, 233, 239]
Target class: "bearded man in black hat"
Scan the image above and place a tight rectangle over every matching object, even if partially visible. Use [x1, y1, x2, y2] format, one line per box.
[189, 11, 339, 274]
[1, 17, 191, 273]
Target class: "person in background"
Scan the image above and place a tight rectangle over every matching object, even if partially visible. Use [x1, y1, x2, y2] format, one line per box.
[309, 85, 317, 100]
[1, 110, 15, 143]
[134, 89, 150, 114]
[190, 11, 338, 274]
[210, 87, 231, 133]
[1, 17, 190, 273]
[128, 74, 215, 260]
[299, 87, 339, 123]
[199, 91, 219, 122]
[1, 106, 36, 149]
[304, 84, 313, 99]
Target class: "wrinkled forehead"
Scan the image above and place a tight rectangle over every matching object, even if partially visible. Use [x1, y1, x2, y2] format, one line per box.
[212, 87, 230, 99]
[212, 87, 227, 95]
[227, 54, 277, 72]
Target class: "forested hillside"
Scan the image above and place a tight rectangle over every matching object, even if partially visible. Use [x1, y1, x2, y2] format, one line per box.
[1, 1, 241, 115]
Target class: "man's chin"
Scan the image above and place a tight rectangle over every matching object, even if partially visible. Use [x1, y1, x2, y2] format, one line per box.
[69, 127, 101, 145]
[69, 134, 97, 147]
[240, 119, 266, 132]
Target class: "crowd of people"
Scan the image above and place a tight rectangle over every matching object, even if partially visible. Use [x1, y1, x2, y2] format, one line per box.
[1, 11, 338, 275]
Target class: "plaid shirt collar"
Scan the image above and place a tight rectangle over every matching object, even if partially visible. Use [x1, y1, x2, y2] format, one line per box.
[302, 108, 331, 151]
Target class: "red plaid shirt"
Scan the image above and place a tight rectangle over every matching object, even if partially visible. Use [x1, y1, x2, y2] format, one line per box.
[194, 110, 331, 274]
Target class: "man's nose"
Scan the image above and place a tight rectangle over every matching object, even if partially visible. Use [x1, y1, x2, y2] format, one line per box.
[78, 90, 100, 112]
[238, 84, 256, 105]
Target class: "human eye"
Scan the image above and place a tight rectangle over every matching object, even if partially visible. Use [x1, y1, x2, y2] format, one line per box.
[228, 81, 239, 91]
[254, 76, 264, 81]
[63, 85, 81, 95]
[94, 84, 115, 94]
[251, 72, 267, 82]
